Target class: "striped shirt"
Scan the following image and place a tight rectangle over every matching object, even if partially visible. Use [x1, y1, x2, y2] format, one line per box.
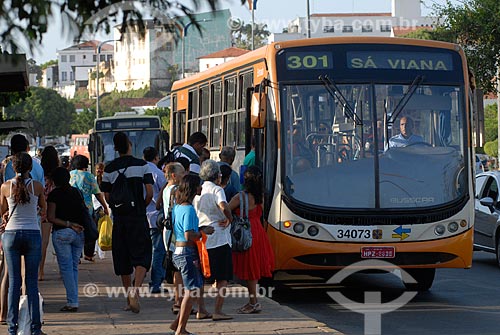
[101, 155, 154, 217]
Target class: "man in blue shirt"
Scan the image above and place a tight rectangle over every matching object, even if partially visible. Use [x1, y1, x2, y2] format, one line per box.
[389, 116, 424, 148]
[4, 134, 44, 186]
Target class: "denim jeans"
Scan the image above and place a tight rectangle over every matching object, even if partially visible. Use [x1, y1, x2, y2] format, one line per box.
[173, 246, 203, 291]
[149, 228, 166, 291]
[2, 229, 42, 335]
[52, 228, 84, 308]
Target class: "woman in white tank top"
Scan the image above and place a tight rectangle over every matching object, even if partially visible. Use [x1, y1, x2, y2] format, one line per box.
[0, 152, 46, 335]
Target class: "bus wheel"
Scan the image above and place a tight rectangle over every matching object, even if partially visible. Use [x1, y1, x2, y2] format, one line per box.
[403, 268, 435, 291]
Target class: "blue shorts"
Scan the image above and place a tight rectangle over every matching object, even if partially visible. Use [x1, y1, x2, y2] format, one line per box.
[173, 246, 203, 291]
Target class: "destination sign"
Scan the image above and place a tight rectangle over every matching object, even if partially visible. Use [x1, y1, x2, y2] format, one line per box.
[347, 51, 453, 71]
[286, 52, 333, 70]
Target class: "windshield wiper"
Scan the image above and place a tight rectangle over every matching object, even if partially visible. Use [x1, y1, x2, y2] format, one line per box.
[387, 75, 424, 124]
[319, 75, 362, 126]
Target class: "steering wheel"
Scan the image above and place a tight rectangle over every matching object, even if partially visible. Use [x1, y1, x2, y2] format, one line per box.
[405, 141, 432, 147]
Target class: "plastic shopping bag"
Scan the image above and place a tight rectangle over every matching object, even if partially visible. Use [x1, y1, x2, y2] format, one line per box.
[195, 232, 211, 278]
[17, 293, 43, 335]
[98, 215, 113, 251]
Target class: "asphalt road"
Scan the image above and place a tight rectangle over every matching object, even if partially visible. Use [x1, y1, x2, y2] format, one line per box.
[273, 251, 500, 335]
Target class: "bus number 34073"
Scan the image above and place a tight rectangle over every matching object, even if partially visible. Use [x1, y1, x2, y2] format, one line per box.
[336, 229, 372, 239]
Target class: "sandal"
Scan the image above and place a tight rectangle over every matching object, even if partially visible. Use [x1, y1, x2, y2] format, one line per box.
[60, 305, 78, 312]
[196, 312, 212, 319]
[237, 303, 261, 314]
[84, 256, 95, 262]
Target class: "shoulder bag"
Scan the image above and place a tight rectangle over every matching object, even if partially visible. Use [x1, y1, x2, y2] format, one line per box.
[230, 191, 252, 252]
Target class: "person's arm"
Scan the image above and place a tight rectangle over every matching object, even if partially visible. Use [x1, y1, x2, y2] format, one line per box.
[144, 184, 153, 207]
[228, 192, 240, 211]
[156, 184, 167, 210]
[0, 183, 8, 231]
[218, 201, 232, 227]
[34, 181, 47, 219]
[47, 202, 84, 232]
[95, 193, 109, 215]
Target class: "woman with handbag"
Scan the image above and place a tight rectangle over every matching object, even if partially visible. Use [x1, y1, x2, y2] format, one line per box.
[47, 167, 85, 312]
[229, 165, 275, 314]
[0, 152, 46, 335]
[195, 159, 233, 321]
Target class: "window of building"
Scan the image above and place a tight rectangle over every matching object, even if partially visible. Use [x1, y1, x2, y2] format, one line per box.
[323, 26, 335, 33]
[61, 55, 67, 62]
[100, 55, 106, 62]
[107, 55, 113, 61]
[69, 55, 75, 62]
[61, 71, 67, 81]
[380, 24, 392, 32]
[83, 55, 86, 59]
[70, 72, 74, 81]
[342, 25, 353, 33]
[362, 25, 373, 33]
[93, 55, 97, 62]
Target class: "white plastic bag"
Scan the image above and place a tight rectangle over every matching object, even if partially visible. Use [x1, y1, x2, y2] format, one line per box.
[17, 293, 43, 335]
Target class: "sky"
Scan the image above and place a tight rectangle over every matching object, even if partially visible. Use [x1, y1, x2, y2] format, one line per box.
[28, 0, 452, 64]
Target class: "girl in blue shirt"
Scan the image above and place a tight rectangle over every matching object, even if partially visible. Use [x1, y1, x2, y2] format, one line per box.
[170, 174, 213, 335]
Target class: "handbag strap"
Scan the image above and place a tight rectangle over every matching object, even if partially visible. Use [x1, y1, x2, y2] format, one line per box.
[6, 203, 18, 223]
[238, 191, 249, 219]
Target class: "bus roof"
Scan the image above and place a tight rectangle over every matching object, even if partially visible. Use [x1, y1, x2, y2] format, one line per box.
[171, 36, 462, 92]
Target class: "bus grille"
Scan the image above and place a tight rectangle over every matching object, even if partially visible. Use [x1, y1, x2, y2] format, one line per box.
[295, 252, 457, 267]
[283, 196, 468, 225]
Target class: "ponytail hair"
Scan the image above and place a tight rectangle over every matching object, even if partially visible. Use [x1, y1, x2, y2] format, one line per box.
[12, 152, 32, 204]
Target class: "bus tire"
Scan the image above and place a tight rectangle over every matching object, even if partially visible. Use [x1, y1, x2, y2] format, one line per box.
[404, 268, 435, 291]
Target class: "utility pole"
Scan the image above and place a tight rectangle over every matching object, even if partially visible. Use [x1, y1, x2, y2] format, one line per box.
[306, 0, 311, 38]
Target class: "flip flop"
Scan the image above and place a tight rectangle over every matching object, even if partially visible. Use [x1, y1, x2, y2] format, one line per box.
[195, 312, 212, 319]
[212, 313, 233, 321]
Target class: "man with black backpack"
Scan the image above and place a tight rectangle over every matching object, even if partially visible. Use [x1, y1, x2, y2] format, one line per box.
[174, 132, 207, 175]
[101, 132, 154, 314]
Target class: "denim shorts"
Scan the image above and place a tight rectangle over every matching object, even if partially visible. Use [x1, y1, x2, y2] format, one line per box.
[173, 246, 203, 291]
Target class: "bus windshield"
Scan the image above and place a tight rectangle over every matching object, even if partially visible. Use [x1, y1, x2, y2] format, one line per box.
[97, 130, 160, 164]
[281, 82, 466, 210]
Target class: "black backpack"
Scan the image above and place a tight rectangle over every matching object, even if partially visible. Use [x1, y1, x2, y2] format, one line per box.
[108, 165, 136, 216]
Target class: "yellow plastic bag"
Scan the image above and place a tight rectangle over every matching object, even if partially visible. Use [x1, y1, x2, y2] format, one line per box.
[98, 215, 113, 251]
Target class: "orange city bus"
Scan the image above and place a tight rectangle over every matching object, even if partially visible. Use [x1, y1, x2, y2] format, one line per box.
[170, 37, 476, 290]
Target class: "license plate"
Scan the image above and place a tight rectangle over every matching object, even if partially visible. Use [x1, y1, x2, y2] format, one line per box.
[361, 246, 395, 259]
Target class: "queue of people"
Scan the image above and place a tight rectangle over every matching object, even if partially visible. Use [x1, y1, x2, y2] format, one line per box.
[0, 130, 274, 335]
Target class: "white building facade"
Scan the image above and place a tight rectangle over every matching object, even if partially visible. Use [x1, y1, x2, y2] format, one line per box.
[56, 40, 113, 98]
[270, 0, 433, 42]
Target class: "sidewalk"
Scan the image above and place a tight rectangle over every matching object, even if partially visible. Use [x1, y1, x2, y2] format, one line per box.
[5, 248, 342, 335]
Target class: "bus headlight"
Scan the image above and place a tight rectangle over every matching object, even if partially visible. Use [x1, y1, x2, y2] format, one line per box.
[308, 226, 319, 236]
[448, 222, 459, 233]
[434, 224, 446, 236]
[293, 223, 305, 234]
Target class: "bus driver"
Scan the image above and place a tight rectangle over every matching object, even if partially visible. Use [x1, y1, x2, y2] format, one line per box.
[389, 116, 424, 148]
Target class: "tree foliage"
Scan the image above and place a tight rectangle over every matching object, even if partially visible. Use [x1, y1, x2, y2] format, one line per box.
[1, 0, 242, 55]
[72, 109, 95, 134]
[484, 103, 498, 143]
[145, 107, 170, 132]
[231, 21, 271, 50]
[5, 87, 75, 137]
[433, 0, 500, 93]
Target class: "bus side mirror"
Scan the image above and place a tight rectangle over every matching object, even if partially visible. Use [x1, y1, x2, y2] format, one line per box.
[251, 91, 267, 129]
